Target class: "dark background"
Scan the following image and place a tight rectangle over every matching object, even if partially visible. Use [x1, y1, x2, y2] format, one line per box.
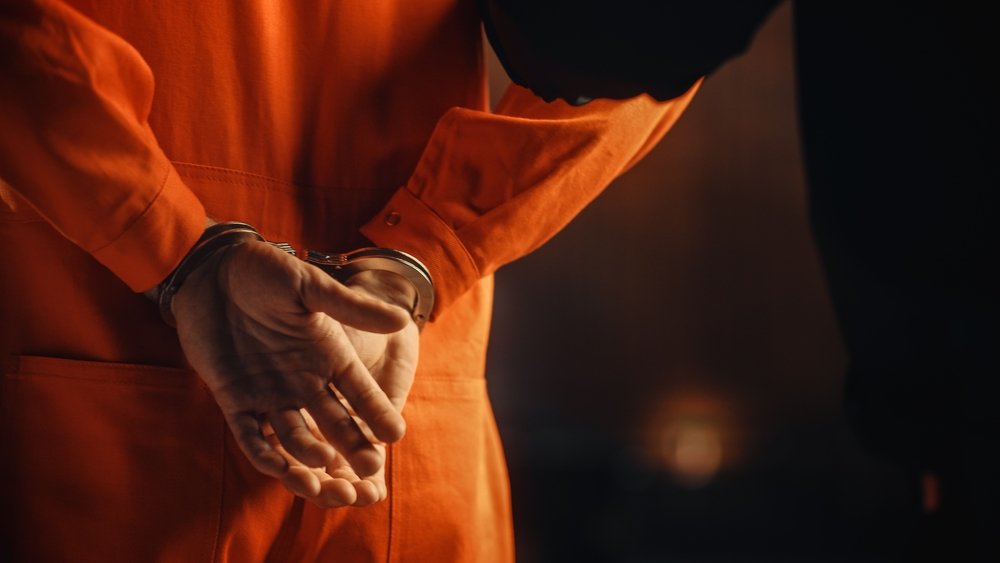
[486, 4, 923, 561]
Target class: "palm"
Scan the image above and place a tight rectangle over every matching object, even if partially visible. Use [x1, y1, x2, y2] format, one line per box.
[344, 318, 419, 412]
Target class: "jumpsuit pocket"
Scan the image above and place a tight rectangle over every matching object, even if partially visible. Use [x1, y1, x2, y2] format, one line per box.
[0, 355, 226, 563]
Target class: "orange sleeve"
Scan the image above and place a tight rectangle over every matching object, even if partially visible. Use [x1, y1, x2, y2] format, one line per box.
[0, 0, 205, 292]
[361, 82, 698, 316]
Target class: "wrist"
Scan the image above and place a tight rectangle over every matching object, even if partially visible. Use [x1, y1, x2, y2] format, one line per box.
[304, 248, 434, 329]
[142, 218, 218, 303]
[150, 221, 265, 326]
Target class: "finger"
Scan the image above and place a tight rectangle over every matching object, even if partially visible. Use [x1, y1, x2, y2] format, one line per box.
[304, 386, 385, 477]
[227, 412, 289, 478]
[282, 465, 324, 498]
[268, 408, 337, 468]
[291, 414, 363, 508]
[350, 480, 382, 507]
[327, 348, 406, 443]
[377, 478, 387, 501]
[263, 433, 325, 498]
[321, 448, 384, 507]
[300, 266, 409, 333]
[314, 475, 358, 508]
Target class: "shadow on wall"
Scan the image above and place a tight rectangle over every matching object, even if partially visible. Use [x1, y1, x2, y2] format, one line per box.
[486, 3, 922, 562]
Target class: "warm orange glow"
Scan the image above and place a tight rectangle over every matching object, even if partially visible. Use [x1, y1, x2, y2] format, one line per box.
[921, 472, 941, 514]
[640, 389, 744, 488]
[662, 418, 724, 487]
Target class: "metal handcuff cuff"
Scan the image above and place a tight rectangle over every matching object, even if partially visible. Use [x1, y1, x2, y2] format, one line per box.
[272, 242, 434, 329]
[156, 222, 434, 329]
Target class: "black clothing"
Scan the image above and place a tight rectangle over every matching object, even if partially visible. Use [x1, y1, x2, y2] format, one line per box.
[484, 0, 999, 558]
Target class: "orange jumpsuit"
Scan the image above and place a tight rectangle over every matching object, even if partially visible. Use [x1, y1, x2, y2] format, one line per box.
[0, 1, 696, 561]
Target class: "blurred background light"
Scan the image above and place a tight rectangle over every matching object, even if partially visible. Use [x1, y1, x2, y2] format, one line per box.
[641, 390, 736, 488]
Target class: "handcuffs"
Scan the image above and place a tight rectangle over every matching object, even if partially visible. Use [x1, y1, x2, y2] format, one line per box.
[154, 222, 434, 329]
[277, 244, 434, 330]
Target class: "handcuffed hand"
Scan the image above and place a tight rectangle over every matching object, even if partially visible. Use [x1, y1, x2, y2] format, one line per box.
[171, 239, 419, 506]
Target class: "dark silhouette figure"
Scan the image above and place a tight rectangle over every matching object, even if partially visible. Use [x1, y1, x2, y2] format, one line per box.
[482, 0, 999, 559]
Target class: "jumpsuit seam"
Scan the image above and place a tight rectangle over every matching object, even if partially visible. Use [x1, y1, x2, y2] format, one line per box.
[172, 161, 386, 194]
[386, 443, 394, 563]
[87, 162, 173, 255]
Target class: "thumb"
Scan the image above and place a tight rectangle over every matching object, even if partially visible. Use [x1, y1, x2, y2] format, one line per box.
[380, 323, 419, 412]
[299, 264, 411, 333]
